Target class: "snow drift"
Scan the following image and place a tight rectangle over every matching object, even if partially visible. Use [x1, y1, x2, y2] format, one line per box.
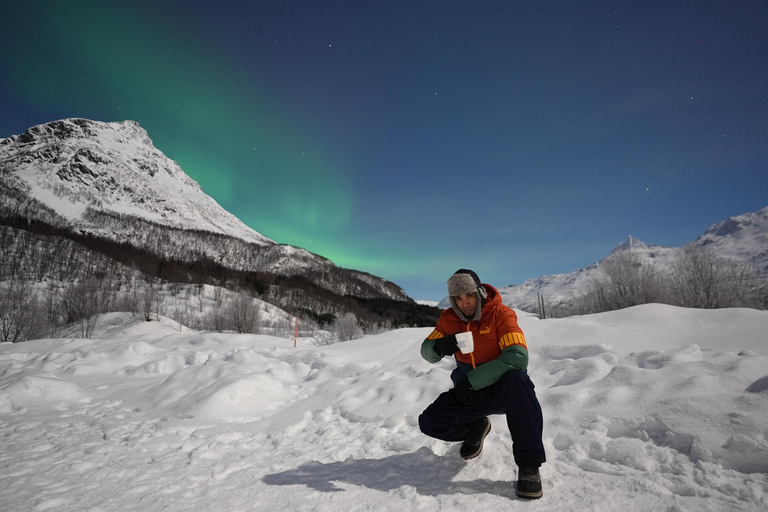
[1, 305, 766, 511]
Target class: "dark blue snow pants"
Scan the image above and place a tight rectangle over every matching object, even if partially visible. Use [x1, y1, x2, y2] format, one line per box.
[418, 370, 546, 468]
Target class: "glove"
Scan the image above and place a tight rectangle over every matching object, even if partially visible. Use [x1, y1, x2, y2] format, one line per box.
[453, 377, 474, 405]
[433, 334, 459, 357]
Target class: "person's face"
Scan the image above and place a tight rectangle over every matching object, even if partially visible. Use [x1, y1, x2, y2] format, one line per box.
[455, 292, 477, 317]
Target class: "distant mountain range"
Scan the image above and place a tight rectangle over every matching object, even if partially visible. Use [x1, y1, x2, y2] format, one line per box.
[487, 206, 768, 313]
[3, 118, 765, 322]
[0, 118, 439, 327]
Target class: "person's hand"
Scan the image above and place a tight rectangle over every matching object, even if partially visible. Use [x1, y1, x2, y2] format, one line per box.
[433, 335, 459, 357]
[453, 377, 474, 404]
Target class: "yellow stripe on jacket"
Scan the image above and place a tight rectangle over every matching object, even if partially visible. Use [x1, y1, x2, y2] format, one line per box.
[427, 329, 444, 340]
[499, 331, 527, 350]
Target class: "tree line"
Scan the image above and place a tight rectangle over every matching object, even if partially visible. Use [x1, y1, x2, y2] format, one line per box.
[543, 246, 766, 318]
[0, 212, 440, 339]
[0, 275, 385, 344]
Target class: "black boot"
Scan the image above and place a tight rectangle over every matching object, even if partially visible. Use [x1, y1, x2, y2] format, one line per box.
[516, 467, 543, 499]
[459, 417, 491, 460]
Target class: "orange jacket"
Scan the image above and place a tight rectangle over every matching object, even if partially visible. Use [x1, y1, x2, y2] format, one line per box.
[422, 284, 529, 389]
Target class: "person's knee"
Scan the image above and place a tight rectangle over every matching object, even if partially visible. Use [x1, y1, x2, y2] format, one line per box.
[499, 369, 526, 384]
[498, 369, 535, 394]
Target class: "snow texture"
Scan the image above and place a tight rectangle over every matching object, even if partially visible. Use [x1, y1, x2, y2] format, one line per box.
[1, 304, 767, 511]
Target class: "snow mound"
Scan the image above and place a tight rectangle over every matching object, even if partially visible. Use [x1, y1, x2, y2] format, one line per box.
[0, 304, 767, 511]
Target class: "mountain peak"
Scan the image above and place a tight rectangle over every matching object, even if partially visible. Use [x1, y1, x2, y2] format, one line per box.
[691, 206, 768, 271]
[13, 118, 147, 145]
[2, 118, 273, 246]
[610, 235, 649, 254]
[698, 206, 768, 239]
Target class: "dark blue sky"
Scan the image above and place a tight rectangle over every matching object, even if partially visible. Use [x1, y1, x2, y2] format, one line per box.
[2, 1, 767, 300]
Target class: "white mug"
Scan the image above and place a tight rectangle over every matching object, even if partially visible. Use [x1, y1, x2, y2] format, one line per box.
[455, 331, 474, 354]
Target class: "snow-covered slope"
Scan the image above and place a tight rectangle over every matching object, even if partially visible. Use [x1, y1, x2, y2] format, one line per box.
[0, 118, 272, 245]
[690, 206, 768, 273]
[1, 306, 766, 511]
[0, 118, 412, 303]
[490, 207, 768, 313]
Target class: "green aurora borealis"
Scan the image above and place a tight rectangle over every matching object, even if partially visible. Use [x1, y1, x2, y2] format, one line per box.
[3, 2, 354, 254]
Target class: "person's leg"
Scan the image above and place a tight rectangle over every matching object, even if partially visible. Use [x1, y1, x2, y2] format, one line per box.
[418, 389, 489, 442]
[485, 370, 546, 468]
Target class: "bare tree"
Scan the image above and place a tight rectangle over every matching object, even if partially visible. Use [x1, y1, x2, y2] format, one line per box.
[208, 300, 228, 332]
[333, 312, 363, 342]
[227, 293, 261, 334]
[195, 283, 206, 312]
[716, 258, 762, 308]
[61, 279, 102, 338]
[213, 286, 225, 308]
[43, 283, 68, 337]
[272, 317, 293, 338]
[670, 247, 761, 308]
[121, 279, 141, 317]
[170, 303, 192, 332]
[0, 281, 47, 342]
[139, 282, 161, 321]
[94, 274, 118, 314]
[153, 284, 166, 319]
[596, 250, 664, 309]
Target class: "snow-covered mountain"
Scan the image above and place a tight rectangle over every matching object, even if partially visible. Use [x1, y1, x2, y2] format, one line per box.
[1, 118, 272, 245]
[471, 207, 768, 314]
[690, 206, 768, 273]
[0, 119, 419, 320]
[488, 237, 678, 313]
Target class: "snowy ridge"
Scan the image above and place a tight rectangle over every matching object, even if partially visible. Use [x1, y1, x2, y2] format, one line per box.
[691, 206, 768, 273]
[1, 118, 272, 245]
[492, 206, 768, 313]
[0, 305, 766, 510]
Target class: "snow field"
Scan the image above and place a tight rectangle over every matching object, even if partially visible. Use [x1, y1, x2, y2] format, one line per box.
[1, 305, 767, 511]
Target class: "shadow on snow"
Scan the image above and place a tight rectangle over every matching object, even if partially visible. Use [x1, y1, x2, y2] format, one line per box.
[263, 447, 516, 498]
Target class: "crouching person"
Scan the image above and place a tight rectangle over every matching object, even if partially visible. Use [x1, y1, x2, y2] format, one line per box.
[418, 269, 546, 499]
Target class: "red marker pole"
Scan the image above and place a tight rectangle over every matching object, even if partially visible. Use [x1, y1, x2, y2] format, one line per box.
[294, 318, 299, 347]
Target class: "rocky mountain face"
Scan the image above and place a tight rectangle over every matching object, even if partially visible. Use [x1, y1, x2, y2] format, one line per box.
[489, 206, 768, 314]
[1, 118, 437, 326]
[690, 206, 768, 273]
[2, 118, 272, 245]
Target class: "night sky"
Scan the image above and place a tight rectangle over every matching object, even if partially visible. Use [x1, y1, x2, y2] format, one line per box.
[2, 1, 767, 301]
